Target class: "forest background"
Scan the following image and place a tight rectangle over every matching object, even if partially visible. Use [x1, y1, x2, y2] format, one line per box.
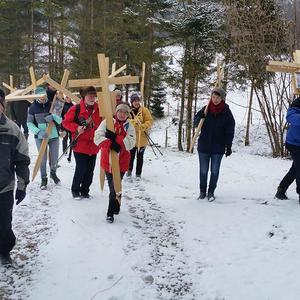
[0, 0, 300, 156]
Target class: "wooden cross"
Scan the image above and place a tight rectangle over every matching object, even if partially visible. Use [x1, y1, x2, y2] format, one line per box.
[266, 50, 300, 95]
[189, 59, 224, 153]
[68, 53, 140, 201]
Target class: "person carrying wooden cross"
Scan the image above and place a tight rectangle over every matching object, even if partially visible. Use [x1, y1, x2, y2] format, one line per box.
[193, 87, 235, 202]
[0, 89, 30, 265]
[94, 103, 136, 223]
[127, 92, 153, 178]
[27, 86, 62, 189]
[62, 86, 102, 200]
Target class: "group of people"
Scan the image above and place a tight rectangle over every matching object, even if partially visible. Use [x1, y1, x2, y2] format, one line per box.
[0, 86, 153, 264]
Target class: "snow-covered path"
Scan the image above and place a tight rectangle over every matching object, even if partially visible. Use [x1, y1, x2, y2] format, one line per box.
[2, 123, 300, 299]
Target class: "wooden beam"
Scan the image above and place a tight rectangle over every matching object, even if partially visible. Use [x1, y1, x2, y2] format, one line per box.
[9, 75, 13, 89]
[29, 66, 37, 88]
[2, 82, 15, 92]
[266, 65, 300, 73]
[43, 75, 80, 104]
[60, 69, 70, 89]
[5, 94, 45, 102]
[108, 64, 127, 78]
[140, 62, 146, 102]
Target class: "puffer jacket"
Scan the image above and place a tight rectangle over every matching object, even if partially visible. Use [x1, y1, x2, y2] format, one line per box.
[130, 106, 153, 147]
[94, 118, 136, 173]
[0, 114, 30, 194]
[286, 107, 300, 146]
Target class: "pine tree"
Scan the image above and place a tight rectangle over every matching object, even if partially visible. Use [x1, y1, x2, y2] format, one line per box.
[150, 84, 166, 118]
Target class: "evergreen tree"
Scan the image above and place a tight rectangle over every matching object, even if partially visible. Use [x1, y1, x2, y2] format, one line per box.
[150, 84, 167, 118]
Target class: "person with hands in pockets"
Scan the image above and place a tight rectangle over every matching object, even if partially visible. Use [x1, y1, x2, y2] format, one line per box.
[27, 86, 62, 189]
[127, 92, 153, 178]
[0, 89, 30, 265]
[94, 103, 136, 223]
[193, 87, 235, 202]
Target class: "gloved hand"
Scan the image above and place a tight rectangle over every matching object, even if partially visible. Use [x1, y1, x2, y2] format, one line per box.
[15, 189, 26, 205]
[110, 141, 121, 153]
[225, 148, 232, 157]
[38, 130, 48, 139]
[105, 129, 116, 141]
[44, 114, 53, 123]
[78, 117, 88, 127]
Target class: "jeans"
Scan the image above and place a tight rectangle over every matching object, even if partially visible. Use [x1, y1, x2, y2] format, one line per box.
[198, 152, 223, 194]
[35, 138, 59, 178]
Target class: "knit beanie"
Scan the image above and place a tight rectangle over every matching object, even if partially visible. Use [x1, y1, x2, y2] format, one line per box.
[116, 103, 131, 114]
[211, 87, 226, 100]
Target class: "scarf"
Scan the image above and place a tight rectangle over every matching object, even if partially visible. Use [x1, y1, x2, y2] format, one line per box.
[208, 100, 225, 115]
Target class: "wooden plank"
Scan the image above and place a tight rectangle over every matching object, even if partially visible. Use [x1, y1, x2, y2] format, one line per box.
[60, 69, 70, 89]
[18, 77, 45, 96]
[100, 167, 105, 191]
[29, 67, 37, 87]
[5, 94, 45, 102]
[293, 50, 300, 63]
[140, 62, 146, 101]
[68, 75, 139, 88]
[268, 60, 300, 69]
[9, 75, 13, 89]
[109, 64, 127, 78]
[111, 62, 116, 74]
[266, 65, 300, 73]
[98, 54, 122, 198]
[43, 75, 80, 104]
[2, 82, 15, 92]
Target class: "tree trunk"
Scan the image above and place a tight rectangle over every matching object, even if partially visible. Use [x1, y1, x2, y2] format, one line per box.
[245, 80, 254, 146]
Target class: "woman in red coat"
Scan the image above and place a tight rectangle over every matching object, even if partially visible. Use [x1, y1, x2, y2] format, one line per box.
[62, 86, 102, 199]
[94, 103, 136, 223]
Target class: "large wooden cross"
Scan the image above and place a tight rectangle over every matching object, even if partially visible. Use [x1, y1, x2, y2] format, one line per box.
[68, 53, 140, 201]
[266, 50, 300, 95]
[189, 59, 224, 153]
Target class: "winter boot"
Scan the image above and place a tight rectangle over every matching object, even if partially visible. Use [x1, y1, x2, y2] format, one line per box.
[40, 176, 48, 190]
[126, 170, 132, 177]
[0, 253, 12, 265]
[50, 171, 61, 184]
[207, 192, 215, 202]
[198, 191, 206, 200]
[275, 187, 288, 200]
[106, 215, 114, 223]
[72, 191, 81, 200]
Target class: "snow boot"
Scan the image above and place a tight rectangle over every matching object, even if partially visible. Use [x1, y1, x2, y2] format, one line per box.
[40, 176, 48, 190]
[72, 191, 81, 200]
[207, 192, 215, 202]
[275, 187, 288, 200]
[50, 171, 60, 184]
[106, 215, 114, 223]
[198, 191, 206, 200]
[0, 253, 12, 266]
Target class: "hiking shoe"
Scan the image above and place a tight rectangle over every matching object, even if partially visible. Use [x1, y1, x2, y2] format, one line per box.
[106, 215, 114, 223]
[40, 177, 48, 190]
[126, 170, 132, 177]
[275, 187, 288, 200]
[50, 171, 61, 184]
[72, 191, 81, 200]
[207, 192, 215, 202]
[0, 253, 12, 265]
[198, 191, 206, 199]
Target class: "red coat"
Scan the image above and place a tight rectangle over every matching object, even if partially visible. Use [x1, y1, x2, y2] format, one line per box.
[94, 119, 136, 173]
[62, 99, 102, 155]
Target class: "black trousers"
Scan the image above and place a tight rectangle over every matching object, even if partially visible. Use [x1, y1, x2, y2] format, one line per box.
[72, 153, 96, 195]
[129, 146, 146, 176]
[106, 172, 124, 216]
[62, 130, 72, 153]
[0, 191, 16, 255]
[280, 144, 300, 195]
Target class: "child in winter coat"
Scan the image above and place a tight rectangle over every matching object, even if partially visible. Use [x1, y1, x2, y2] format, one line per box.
[94, 103, 136, 223]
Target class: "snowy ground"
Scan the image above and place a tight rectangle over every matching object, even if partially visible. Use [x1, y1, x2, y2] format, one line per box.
[1, 96, 300, 300]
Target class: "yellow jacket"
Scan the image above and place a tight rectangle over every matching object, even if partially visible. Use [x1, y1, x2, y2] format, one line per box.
[130, 106, 153, 147]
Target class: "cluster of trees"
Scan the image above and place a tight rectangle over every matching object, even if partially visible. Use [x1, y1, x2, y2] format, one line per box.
[0, 0, 299, 155]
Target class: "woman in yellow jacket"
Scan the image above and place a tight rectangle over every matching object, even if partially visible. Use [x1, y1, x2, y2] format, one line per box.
[128, 93, 153, 178]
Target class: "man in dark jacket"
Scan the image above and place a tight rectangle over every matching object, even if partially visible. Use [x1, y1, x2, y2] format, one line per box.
[9, 100, 31, 140]
[0, 89, 30, 265]
[275, 97, 300, 201]
[194, 87, 235, 201]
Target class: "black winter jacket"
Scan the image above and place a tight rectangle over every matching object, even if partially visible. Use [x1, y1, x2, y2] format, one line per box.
[0, 114, 30, 194]
[194, 104, 235, 154]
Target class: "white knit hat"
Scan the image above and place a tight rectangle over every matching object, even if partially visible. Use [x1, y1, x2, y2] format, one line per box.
[116, 103, 131, 114]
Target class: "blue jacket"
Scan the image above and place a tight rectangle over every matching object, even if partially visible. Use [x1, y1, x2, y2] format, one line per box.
[194, 104, 235, 154]
[27, 100, 62, 139]
[286, 107, 300, 146]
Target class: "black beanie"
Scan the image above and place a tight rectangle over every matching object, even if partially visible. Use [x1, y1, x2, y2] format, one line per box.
[0, 89, 5, 110]
[291, 97, 300, 109]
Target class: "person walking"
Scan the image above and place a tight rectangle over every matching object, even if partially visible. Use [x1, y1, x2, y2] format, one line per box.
[128, 92, 153, 178]
[62, 86, 101, 199]
[27, 86, 62, 189]
[194, 87, 235, 201]
[94, 103, 136, 223]
[275, 97, 300, 201]
[0, 89, 30, 265]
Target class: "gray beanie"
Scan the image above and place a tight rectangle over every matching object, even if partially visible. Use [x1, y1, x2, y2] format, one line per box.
[116, 103, 131, 114]
[212, 87, 226, 100]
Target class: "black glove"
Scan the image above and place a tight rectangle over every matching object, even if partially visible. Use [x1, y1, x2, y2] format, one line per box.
[110, 141, 121, 153]
[78, 117, 88, 127]
[15, 189, 26, 205]
[105, 129, 116, 141]
[225, 148, 232, 157]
